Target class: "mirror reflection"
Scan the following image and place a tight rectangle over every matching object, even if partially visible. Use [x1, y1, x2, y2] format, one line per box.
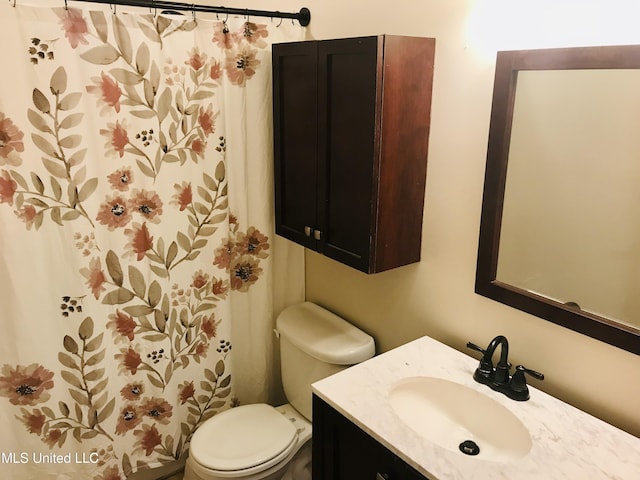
[476, 45, 640, 355]
[497, 69, 640, 330]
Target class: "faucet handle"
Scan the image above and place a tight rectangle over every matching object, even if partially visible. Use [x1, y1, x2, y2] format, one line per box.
[516, 365, 544, 381]
[467, 341, 494, 383]
[466, 342, 486, 355]
[509, 365, 544, 401]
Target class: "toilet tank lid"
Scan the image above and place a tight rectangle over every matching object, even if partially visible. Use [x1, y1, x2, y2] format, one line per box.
[276, 302, 375, 365]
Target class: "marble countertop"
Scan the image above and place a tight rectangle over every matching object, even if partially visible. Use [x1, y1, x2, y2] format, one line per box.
[312, 336, 640, 480]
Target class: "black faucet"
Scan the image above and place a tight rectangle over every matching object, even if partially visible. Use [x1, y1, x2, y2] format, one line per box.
[467, 336, 544, 401]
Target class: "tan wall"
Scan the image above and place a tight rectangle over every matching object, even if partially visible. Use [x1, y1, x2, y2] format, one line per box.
[210, 0, 640, 437]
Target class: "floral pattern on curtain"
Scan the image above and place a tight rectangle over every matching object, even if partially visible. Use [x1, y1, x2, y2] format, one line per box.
[0, 3, 304, 479]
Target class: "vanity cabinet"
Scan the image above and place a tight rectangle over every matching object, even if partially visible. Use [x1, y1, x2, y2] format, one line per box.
[272, 35, 435, 273]
[313, 395, 429, 480]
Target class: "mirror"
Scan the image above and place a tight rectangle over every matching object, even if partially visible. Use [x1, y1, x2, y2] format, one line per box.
[476, 45, 640, 355]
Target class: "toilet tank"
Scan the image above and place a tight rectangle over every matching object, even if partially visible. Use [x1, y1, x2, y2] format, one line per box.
[276, 302, 375, 420]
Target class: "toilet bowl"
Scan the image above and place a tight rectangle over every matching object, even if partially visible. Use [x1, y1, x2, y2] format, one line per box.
[184, 302, 375, 480]
[184, 404, 311, 480]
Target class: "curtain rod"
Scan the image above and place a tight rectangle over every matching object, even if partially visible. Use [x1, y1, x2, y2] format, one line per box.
[66, 0, 311, 26]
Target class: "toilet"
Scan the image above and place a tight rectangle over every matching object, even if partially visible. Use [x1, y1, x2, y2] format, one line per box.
[184, 302, 375, 480]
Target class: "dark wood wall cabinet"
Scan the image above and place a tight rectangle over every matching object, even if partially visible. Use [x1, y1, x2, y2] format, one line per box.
[312, 395, 428, 480]
[273, 35, 436, 273]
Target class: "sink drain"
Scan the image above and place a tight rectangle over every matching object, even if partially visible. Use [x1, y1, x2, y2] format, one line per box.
[459, 440, 480, 456]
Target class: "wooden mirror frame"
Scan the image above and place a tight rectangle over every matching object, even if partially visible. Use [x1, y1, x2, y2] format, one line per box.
[476, 44, 640, 355]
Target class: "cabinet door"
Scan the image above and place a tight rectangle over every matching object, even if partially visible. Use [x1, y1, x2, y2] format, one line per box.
[313, 395, 398, 480]
[313, 395, 430, 480]
[317, 37, 379, 272]
[273, 41, 318, 249]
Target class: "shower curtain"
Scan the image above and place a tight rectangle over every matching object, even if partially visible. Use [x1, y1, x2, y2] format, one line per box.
[0, 2, 304, 479]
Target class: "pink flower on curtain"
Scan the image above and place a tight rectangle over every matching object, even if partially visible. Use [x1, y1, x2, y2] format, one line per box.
[0, 113, 25, 161]
[108, 167, 134, 191]
[211, 278, 229, 298]
[107, 310, 137, 342]
[74, 232, 97, 256]
[198, 105, 217, 136]
[16, 205, 37, 229]
[96, 193, 132, 230]
[191, 269, 209, 289]
[101, 121, 130, 158]
[163, 58, 186, 86]
[211, 21, 234, 49]
[87, 72, 123, 114]
[120, 382, 145, 401]
[185, 47, 207, 71]
[241, 22, 268, 48]
[115, 404, 142, 435]
[0, 364, 55, 406]
[134, 424, 162, 456]
[201, 314, 220, 339]
[178, 381, 195, 404]
[229, 255, 263, 292]
[235, 227, 269, 258]
[171, 182, 192, 211]
[116, 347, 142, 375]
[140, 397, 173, 424]
[80, 257, 107, 299]
[56, 8, 89, 49]
[224, 46, 261, 86]
[190, 137, 206, 158]
[44, 428, 64, 447]
[124, 222, 154, 261]
[170, 284, 188, 306]
[193, 341, 209, 358]
[210, 60, 222, 81]
[17, 408, 46, 435]
[213, 239, 233, 270]
[0, 170, 17, 204]
[128, 189, 163, 223]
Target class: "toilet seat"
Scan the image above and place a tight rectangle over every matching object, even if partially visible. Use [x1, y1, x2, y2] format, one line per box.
[189, 403, 298, 477]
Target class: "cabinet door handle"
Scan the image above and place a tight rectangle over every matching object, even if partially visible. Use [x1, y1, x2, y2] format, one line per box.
[304, 226, 312, 237]
[376, 474, 390, 480]
[313, 229, 322, 240]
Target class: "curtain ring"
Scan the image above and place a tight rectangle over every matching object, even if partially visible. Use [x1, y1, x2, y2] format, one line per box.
[150, 0, 156, 17]
[221, 14, 229, 34]
[64, 0, 68, 10]
[192, 4, 196, 23]
[10, 0, 17, 7]
[110, 3, 116, 14]
[276, 17, 283, 27]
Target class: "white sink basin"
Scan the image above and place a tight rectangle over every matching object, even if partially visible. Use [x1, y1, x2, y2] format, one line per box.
[389, 376, 532, 462]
